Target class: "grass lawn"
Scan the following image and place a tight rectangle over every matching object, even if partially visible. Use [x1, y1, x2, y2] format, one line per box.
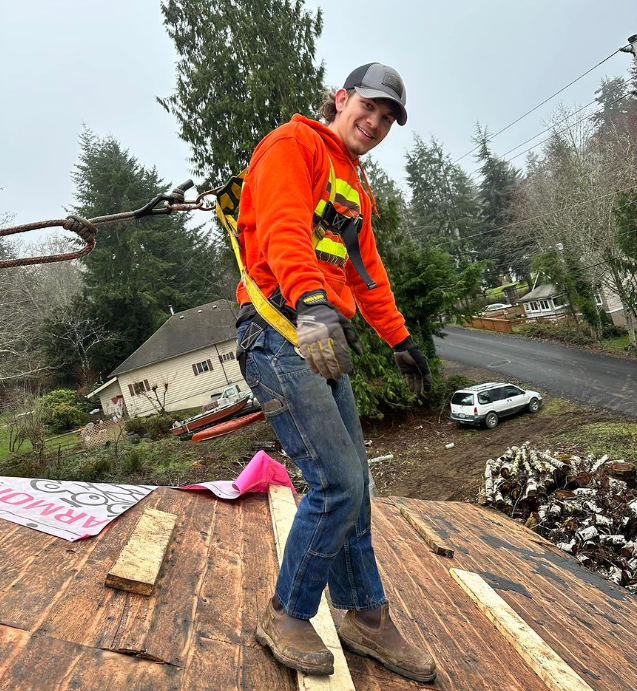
[600, 334, 633, 354]
[0, 415, 81, 462]
[0, 415, 277, 486]
[485, 281, 528, 298]
[556, 420, 637, 464]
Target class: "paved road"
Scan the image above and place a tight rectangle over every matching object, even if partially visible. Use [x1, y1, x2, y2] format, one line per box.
[434, 326, 637, 417]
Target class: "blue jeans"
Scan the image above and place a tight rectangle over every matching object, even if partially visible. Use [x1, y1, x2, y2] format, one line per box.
[236, 320, 387, 620]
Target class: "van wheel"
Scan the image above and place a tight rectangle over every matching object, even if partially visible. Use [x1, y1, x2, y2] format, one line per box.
[485, 412, 499, 429]
[527, 397, 540, 413]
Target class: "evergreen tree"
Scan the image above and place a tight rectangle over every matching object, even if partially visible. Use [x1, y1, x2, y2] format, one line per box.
[404, 136, 479, 257]
[71, 129, 216, 376]
[348, 180, 483, 418]
[473, 127, 520, 283]
[159, 0, 325, 186]
[592, 76, 631, 132]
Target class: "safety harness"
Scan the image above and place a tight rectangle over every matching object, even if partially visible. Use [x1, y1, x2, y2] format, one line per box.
[214, 159, 377, 347]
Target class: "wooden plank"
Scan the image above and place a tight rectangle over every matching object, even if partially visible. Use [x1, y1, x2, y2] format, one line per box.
[392, 498, 454, 557]
[268, 485, 356, 691]
[450, 568, 594, 691]
[105, 508, 177, 596]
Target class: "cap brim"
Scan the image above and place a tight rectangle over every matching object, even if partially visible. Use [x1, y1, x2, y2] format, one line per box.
[354, 86, 407, 125]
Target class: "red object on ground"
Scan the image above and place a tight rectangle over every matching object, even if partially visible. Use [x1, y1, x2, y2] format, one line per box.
[191, 410, 266, 442]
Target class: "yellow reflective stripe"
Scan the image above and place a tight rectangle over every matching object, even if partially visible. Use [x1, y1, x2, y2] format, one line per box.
[314, 199, 327, 218]
[333, 179, 360, 207]
[315, 236, 347, 259]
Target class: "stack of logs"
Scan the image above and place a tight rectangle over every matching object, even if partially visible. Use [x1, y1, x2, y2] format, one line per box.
[480, 442, 637, 592]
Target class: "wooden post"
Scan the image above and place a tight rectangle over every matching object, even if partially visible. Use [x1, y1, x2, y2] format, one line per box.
[267, 485, 355, 691]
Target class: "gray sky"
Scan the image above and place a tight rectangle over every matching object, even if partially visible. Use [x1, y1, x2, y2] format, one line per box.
[1, 1, 636, 235]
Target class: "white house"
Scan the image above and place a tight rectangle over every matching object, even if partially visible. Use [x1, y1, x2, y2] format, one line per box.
[519, 284, 569, 320]
[88, 300, 247, 418]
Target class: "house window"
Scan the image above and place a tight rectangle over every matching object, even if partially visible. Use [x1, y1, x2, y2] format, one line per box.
[528, 301, 539, 311]
[192, 359, 213, 376]
[539, 299, 550, 310]
[128, 380, 150, 397]
[219, 352, 236, 363]
[553, 294, 566, 307]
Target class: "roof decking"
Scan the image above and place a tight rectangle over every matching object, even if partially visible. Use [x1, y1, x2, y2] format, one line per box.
[0, 487, 635, 690]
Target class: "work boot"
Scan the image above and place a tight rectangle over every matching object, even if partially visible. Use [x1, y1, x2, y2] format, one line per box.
[339, 603, 437, 683]
[256, 597, 334, 675]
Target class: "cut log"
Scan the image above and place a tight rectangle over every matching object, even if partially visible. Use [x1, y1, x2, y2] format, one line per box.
[105, 508, 177, 596]
[450, 569, 595, 691]
[610, 463, 636, 487]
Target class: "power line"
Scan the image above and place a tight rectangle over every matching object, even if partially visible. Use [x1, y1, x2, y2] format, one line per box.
[406, 85, 633, 221]
[504, 89, 633, 164]
[499, 79, 631, 160]
[453, 46, 626, 164]
[405, 183, 637, 247]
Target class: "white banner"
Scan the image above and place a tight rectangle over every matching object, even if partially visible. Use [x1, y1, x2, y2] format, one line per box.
[0, 477, 156, 541]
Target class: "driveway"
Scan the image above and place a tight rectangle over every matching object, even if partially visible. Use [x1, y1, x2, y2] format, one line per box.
[434, 326, 637, 417]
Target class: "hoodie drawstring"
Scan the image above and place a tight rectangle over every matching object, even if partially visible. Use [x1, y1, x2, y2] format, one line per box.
[357, 161, 380, 220]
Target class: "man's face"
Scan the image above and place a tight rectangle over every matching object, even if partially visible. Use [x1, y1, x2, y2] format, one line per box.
[330, 90, 396, 159]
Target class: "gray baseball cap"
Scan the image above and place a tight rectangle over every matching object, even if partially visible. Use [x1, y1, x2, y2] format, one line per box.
[343, 63, 407, 125]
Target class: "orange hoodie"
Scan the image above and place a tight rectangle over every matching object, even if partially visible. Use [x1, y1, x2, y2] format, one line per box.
[236, 114, 409, 347]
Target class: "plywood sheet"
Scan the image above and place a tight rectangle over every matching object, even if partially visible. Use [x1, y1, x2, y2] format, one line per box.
[1, 486, 635, 691]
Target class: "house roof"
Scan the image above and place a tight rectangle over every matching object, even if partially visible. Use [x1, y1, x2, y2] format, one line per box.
[87, 377, 119, 398]
[110, 299, 238, 377]
[519, 283, 561, 301]
[1, 487, 635, 690]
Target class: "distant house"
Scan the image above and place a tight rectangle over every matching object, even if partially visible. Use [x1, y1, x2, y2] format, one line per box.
[519, 284, 569, 321]
[596, 284, 628, 327]
[88, 300, 246, 418]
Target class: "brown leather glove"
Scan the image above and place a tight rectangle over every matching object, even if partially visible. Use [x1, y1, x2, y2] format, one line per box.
[296, 290, 362, 380]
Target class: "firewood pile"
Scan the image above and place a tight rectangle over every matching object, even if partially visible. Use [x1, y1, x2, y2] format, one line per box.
[479, 442, 637, 592]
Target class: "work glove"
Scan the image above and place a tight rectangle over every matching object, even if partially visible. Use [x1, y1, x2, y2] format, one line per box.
[296, 290, 363, 380]
[393, 336, 433, 395]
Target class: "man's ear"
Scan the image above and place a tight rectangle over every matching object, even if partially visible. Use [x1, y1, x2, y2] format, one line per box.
[334, 88, 350, 114]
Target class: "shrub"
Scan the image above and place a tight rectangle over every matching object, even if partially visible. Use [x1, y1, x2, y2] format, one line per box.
[602, 323, 628, 339]
[41, 389, 77, 410]
[125, 417, 148, 436]
[125, 414, 174, 440]
[432, 373, 478, 409]
[48, 403, 89, 434]
[125, 449, 144, 473]
[40, 389, 89, 432]
[516, 322, 594, 346]
[145, 415, 174, 440]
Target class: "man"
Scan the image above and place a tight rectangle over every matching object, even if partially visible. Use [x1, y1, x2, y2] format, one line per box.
[234, 63, 436, 683]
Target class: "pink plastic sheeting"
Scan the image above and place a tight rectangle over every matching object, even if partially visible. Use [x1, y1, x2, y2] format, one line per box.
[0, 477, 156, 541]
[180, 450, 296, 500]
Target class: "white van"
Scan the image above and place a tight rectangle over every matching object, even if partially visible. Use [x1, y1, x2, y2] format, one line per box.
[450, 382, 542, 429]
